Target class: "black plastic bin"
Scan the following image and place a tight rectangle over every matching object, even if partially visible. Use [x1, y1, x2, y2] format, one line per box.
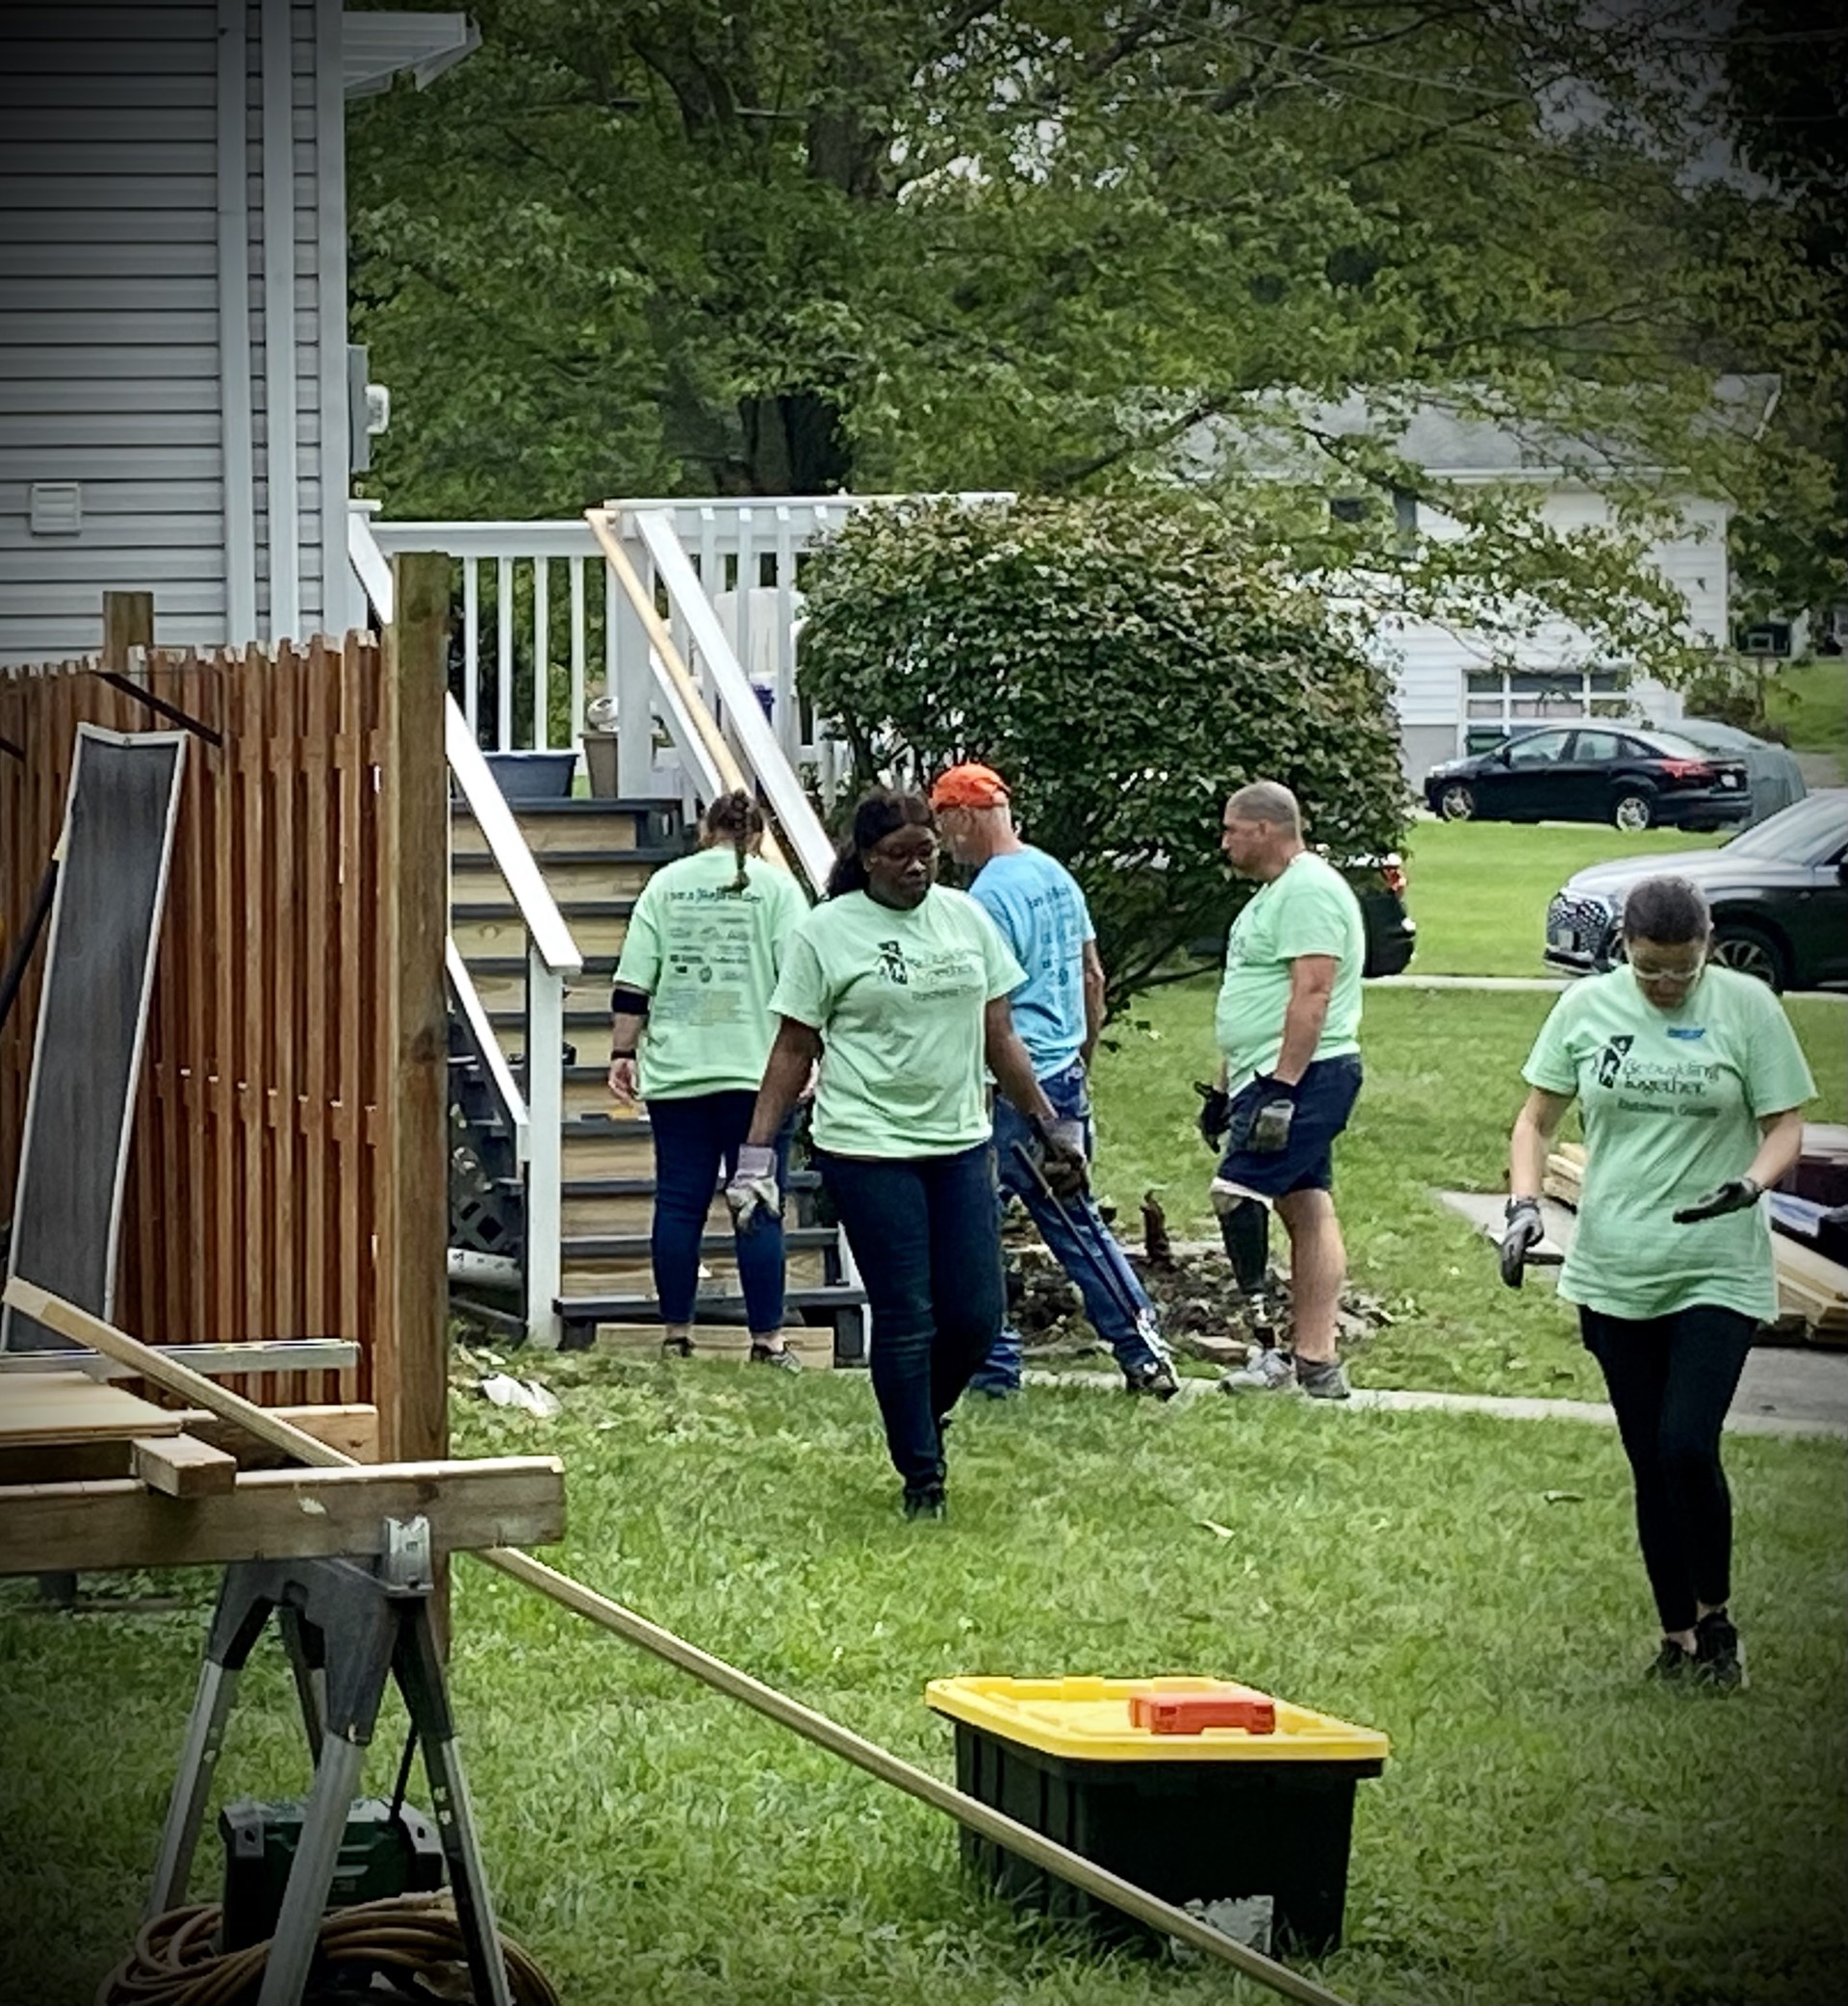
[482, 749, 576, 800]
[928, 1675, 1388, 1955]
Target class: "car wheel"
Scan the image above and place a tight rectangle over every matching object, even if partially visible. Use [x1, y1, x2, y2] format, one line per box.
[1710, 921, 1787, 991]
[1439, 782, 1476, 821]
[1610, 789, 1655, 832]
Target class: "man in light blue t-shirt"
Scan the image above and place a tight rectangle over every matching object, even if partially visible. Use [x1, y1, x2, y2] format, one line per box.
[931, 763, 1176, 1399]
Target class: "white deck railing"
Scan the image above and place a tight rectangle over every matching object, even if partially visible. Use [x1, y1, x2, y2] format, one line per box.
[367, 495, 1009, 809]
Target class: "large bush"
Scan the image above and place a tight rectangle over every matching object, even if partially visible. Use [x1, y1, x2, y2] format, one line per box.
[799, 497, 1411, 1009]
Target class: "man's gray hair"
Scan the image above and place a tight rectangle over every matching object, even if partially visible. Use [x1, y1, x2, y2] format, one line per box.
[1225, 781, 1302, 836]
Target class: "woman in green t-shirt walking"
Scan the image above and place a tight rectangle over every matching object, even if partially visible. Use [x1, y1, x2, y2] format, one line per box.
[726, 788, 1084, 1520]
[608, 790, 811, 1369]
[1501, 876, 1813, 1687]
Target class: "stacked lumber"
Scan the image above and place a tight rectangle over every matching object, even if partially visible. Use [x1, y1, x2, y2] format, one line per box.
[1541, 1142, 1848, 1345]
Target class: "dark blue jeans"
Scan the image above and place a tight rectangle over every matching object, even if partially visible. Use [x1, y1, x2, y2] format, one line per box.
[646, 1092, 791, 1334]
[815, 1144, 1005, 1495]
[974, 1063, 1166, 1393]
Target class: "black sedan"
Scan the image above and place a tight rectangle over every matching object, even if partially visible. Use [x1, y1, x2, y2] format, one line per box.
[1543, 790, 1848, 991]
[1424, 725, 1753, 831]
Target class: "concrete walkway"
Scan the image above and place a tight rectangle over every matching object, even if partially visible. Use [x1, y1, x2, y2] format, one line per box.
[1022, 1363, 1848, 1442]
[1372, 972, 1845, 1001]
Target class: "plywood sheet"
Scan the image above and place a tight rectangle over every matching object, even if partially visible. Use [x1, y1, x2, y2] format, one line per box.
[0, 1373, 180, 1445]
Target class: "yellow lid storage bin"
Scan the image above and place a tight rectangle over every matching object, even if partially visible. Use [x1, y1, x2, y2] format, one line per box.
[925, 1676, 1389, 1956]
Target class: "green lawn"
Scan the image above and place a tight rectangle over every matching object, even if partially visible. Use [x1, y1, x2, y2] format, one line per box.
[1764, 657, 1848, 760]
[1091, 983, 1847, 1398]
[1396, 822, 1728, 978]
[3, 1375, 1842, 2006]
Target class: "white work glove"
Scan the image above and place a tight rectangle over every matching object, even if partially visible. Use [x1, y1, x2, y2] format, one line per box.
[724, 1144, 781, 1233]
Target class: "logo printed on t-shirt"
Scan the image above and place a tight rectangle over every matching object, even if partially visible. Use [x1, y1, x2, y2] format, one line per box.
[877, 940, 909, 986]
[1595, 1034, 1634, 1088]
[1666, 1025, 1707, 1041]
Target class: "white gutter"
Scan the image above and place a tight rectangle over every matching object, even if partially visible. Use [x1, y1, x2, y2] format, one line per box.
[216, 0, 257, 643]
[262, 0, 300, 639]
[317, 0, 351, 635]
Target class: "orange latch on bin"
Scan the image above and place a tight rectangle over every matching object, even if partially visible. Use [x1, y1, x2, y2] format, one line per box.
[1128, 1688, 1276, 1736]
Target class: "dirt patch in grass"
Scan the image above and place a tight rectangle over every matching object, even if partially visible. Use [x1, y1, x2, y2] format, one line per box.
[1004, 1202, 1392, 1369]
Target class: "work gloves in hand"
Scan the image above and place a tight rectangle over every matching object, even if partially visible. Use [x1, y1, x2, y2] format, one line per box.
[1194, 1082, 1232, 1149]
[1672, 1177, 1761, 1224]
[1245, 1079, 1297, 1155]
[725, 1144, 781, 1233]
[1499, 1197, 1545, 1289]
[1032, 1117, 1091, 1200]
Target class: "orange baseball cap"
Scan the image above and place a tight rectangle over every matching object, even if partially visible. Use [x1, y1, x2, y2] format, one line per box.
[930, 762, 1011, 810]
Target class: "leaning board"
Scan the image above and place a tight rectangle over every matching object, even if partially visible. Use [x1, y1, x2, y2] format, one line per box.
[1, 727, 187, 1352]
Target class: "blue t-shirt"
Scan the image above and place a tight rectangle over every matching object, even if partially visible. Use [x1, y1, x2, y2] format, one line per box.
[968, 846, 1095, 1077]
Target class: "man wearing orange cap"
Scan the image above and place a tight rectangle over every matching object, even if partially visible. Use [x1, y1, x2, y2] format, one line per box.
[930, 762, 1177, 1399]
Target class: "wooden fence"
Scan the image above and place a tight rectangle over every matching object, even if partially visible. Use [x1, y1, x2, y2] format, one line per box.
[0, 584, 449, 1459]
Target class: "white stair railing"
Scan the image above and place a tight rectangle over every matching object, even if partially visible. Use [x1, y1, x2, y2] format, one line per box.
[443, 697, 582, 1349]
[587, 508, 836, 889]
[355, 514, 583, 1349]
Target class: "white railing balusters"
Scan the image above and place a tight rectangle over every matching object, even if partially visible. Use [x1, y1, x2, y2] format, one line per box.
[496, 554, 515, 753]
[462, 555, 480, 734]
[531, 558, 550, 751]
[568, 554, 587, 745]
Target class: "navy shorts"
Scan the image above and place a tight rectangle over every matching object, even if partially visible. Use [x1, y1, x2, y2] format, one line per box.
[1216, 1054, 1363, 1198]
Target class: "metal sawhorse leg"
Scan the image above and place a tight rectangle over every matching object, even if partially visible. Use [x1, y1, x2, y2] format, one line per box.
[145, 1516, 513, 2006]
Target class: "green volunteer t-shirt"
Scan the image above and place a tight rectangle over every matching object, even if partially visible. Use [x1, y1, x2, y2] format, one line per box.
[1214, 853, 1366, 1091]
[613, 847, 810, 1099]
[770, 886, 1026, 1159]
[1523, 964, 1815, 1323]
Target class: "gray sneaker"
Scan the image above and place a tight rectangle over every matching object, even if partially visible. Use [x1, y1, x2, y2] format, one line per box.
[1220, 1348, 1296, 1395]
[1296, 1356, 1351, 1402]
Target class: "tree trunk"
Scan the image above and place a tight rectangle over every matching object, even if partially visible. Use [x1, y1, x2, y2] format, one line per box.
[738, 390, 853, 494]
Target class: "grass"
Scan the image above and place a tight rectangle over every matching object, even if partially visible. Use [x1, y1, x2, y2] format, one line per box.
[1763, 657, 1848, 761]
[2, 1375, 1843, 2006]
[1090, 983, 1847, 1399]
[1395, 822, 1728, 978]
[3, 831, 1843, 2006]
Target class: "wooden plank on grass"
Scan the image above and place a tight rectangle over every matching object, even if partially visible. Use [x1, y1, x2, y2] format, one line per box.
[0, 1456, 567, 1576]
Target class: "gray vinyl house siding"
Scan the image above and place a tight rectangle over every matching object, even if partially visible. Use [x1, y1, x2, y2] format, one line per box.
[0, 0, 349, 664]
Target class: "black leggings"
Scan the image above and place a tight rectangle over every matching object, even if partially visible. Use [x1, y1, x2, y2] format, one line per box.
[1580, 1304, 1757, 1636]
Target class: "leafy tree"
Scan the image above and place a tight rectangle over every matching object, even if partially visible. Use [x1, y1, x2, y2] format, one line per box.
[796, 496, 1408, 1008]
[1710, 4, 1848, 624]
[346, 0, 1830, 678]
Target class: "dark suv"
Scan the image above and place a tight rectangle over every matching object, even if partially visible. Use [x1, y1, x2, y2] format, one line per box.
[1543, 790, 1848, 991]
[1424, 725, 1753, 832]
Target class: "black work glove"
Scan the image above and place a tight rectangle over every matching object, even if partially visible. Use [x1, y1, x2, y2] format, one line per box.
[1245, 1079, 1297, 1155]
[1194, 1081, 1232, 1149]
[1032, 1117, 1091, 1200]
[1499, 1197, 1545, 1289]
[1672, 1177, 1761, 1224]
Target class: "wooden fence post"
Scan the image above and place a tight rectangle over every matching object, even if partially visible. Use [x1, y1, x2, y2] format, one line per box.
[102, 591, 154, 673]
[376, 556, 450, 1468]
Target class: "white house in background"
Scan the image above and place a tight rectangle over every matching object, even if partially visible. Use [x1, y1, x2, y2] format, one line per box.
[1180, 377, 1779, 783]
[0, 1, 476, 664]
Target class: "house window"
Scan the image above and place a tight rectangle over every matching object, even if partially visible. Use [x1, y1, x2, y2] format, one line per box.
[1463, 667, 1628, 735]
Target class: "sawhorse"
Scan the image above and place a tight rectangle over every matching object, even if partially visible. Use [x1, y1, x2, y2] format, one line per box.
[146, 1516, 513, 2006]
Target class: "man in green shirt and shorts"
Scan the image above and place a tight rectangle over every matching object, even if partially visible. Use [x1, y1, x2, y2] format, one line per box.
[1201, 782, 1366, 1400]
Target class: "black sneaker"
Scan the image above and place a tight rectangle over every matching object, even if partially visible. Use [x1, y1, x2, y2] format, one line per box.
[1125, 1359, 1180, 1400]
[1645, 1638, 1694, 1683]
[1693, 1609, 1747, 1690]
[902, 1486, 946, 1523]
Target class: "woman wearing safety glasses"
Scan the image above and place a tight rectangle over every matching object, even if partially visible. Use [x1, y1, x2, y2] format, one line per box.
[1500, 875, 1814, 1689]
